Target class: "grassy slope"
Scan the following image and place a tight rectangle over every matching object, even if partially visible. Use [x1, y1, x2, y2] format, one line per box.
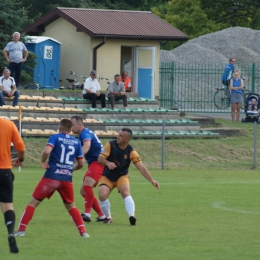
[22, 118, 260, 170]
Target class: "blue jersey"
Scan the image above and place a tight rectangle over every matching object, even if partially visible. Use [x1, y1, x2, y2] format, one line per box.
[78, 128, 103, 165]
[222, 63, 235, 81]
[43, 133, 84, 182]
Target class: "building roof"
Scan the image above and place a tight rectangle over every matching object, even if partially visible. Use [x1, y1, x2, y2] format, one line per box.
[23, 7, 189, 41]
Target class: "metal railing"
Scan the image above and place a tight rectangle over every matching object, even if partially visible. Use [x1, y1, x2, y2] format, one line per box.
[159, 62, 260, 112]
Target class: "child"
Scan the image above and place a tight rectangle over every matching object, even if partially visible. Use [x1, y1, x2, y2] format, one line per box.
[247, 98, 258, 113]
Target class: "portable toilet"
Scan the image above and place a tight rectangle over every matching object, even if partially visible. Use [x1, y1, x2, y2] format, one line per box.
[26, 36, 61, 89]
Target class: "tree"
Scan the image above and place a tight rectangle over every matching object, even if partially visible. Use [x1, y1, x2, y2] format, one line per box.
[152, 0, 224, 50]
[250, 8, 260, 29]
[201, 0, 260, 27]
[0, 0, 37, 85]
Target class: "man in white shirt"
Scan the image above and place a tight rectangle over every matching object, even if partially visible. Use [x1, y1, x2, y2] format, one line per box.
[0, 69, 20, 107]
[82, 70, 106, 108]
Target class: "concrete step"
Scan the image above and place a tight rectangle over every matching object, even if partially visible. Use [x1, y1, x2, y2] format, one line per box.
[4, 95, 160, 109]
[20, 129, 219, 139]
[0, 106, 179, 120]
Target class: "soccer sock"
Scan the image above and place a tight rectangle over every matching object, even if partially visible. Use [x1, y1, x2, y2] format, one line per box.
[99, 199, 111, 218]
[69, 207, 86, 234]
[18, 205, 35, 232]
[83, 185, 94, 214]
[4, 210, 15, 234]
[92, 197, 105, 218]
[124, 196, 135, 217]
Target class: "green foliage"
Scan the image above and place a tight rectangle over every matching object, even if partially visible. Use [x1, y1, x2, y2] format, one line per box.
[152, 0, 224, 50]
[21, 0, 83, 22]
[0, 0, 30, 71]
[0, 0, 36, 84]
[250, 8, 260, 29]
[201, 0, 260, 27]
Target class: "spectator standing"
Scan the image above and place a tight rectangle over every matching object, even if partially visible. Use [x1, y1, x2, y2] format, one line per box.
[0, 68, 20, 107]
[120, 71, 132, 92]
[0, 117, 25, 253]
[230, 69, 244, 122]
[15, 119, 89, 238]
[222, 58, 236, 87]
[3, 32, 28, 88]
[71, 116, 107, 223]
[98, 128, 160, 225]
[108, 74, 128, 110]
[82, 70, 106, 108]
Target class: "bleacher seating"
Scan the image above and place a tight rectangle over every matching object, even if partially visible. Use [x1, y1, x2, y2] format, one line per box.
[0, 92, 220, 139]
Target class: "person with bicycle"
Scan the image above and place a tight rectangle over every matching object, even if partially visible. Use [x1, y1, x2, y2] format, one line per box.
[222, 58, 236, 87]
[230, 69, 244, 122]
[82, 70, 106, 108]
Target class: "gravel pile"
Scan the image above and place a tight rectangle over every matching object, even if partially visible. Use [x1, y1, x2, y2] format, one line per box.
[160, 26, 260, 64]
[160, 27, 260, 110]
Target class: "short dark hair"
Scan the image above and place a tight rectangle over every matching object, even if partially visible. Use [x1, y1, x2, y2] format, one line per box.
[71, 115, 83, 124]
[59, 119, 72, 132]
[114, 74, 120, 78]
[122, 128, 132, 139]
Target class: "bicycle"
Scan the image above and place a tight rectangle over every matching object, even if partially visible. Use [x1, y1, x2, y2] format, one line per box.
[214, 85, 251, 109]
[97, 74, 110, 90]
[66, 71, 86, 90]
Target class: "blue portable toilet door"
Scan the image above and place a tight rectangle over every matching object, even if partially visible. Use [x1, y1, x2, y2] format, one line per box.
[134, 47, 155, 99]
[37, 40, 60, 88]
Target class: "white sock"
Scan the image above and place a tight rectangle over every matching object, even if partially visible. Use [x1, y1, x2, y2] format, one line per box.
[124, 196, 135, 217]
[100, 199, 111, 218]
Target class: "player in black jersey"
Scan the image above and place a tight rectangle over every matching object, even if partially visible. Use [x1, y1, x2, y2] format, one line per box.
[98, 128, 160, 225]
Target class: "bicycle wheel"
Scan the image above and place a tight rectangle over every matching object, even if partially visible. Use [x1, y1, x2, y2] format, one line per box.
[214, 89, 230, 109]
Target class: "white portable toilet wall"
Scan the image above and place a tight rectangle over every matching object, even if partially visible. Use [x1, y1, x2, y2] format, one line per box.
[26, 36, 61, 89]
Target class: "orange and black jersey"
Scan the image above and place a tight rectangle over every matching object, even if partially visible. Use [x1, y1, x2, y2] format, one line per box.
[100, 140, 141, 182]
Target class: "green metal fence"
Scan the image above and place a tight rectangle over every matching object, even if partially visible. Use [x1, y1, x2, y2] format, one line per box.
[159, 62, 260, 112]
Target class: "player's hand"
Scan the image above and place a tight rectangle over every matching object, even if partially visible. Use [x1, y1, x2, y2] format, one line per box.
[41, 162, 50, 169]
[151, 180, 160, 190]
[12, 158, 22, 167]
[106, 161, 117, 170]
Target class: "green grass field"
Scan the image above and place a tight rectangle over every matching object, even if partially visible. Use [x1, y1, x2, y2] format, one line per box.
[1, 167, 259, 259]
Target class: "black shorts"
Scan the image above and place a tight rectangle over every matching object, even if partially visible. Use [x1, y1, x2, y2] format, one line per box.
[222, 79, 230, 87]
[0, 169, 14, 203]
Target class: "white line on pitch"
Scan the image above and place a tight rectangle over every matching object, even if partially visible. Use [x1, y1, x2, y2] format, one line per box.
[212, 202, 260, 214]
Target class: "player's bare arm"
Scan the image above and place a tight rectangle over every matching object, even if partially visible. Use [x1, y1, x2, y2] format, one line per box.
[41, 146, 53, 169]
[82, 140, 91, 155]
[12, 150, 25, 167]
[98, 155, 117, 170]
[135, 162, 160, 190]
[73, 158, 84, 171]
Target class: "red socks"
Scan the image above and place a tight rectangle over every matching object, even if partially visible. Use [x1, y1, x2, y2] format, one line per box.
[18, 205, 35, 232]
[92, 197, 105, 217]
[69, 207, 86, 234]
[83, 186, 94, 214]
[83, 185, 104, 217]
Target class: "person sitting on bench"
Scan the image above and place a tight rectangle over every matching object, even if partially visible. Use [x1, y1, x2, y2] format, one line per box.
[108, 74, 128, 110]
